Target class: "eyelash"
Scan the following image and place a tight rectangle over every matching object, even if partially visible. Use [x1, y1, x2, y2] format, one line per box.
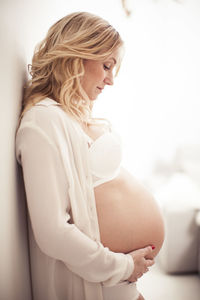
[104, 64, 110, 70]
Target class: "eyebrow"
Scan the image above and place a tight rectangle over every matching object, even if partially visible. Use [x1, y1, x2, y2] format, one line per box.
[106, 57, 117, 65]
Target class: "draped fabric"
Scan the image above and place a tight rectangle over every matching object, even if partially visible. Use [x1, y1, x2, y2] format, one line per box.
[16, 97, 133, 300]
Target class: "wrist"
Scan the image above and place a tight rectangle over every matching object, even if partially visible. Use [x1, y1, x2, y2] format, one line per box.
[121, 254, 134, 281]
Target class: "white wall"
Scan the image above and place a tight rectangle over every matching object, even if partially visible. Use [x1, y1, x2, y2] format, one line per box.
[0, 2, 31, 299]
[93, 0, 200, 179]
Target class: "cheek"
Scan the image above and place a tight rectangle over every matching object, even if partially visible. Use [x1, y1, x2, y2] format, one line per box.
[88, 62, 105, 82]
[82, 62, 105, 92]
[94, 69, 105, 82]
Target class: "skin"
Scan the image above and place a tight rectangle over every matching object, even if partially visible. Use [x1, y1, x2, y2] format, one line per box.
[82, 48, 120, 101]
[81, 48, 156, 296]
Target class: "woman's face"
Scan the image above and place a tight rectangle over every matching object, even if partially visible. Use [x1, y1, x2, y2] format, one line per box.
[82, 48, 121, 101]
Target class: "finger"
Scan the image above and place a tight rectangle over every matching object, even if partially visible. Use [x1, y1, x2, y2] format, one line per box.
[143, 246, 153, 256]
[136, 246, 152, 258]
[137, 272, 143, 278]
[146, 258, 155, 267]
[129, 277, 137, 283]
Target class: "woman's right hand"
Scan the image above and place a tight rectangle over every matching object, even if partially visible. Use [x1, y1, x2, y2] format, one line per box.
[127, 246, 155, 282]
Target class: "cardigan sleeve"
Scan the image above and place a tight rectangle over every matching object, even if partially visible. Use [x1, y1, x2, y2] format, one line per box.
[16, 114, 134, 286]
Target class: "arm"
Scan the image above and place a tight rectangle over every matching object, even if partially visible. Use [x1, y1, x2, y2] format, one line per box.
[16, 120, 133, 285]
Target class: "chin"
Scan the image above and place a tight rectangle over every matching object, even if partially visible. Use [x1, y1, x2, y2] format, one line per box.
[90, 95, 98, 101]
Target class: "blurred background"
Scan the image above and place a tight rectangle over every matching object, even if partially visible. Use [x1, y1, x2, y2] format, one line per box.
[0, 0, 200, 299]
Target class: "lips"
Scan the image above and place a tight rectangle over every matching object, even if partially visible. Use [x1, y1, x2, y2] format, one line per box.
[97, 87, 104, 92]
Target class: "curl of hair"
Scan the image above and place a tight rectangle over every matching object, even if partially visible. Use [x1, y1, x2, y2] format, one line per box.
[20, 12, 123, 126]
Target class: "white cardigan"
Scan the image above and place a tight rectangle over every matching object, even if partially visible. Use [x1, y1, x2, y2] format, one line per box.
[16, 98, 134, 300]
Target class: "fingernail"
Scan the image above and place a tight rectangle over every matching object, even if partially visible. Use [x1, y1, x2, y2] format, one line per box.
[151, 245, 155, 250]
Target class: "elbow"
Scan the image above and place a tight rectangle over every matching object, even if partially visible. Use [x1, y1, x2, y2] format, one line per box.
[31, 222, 64, 260]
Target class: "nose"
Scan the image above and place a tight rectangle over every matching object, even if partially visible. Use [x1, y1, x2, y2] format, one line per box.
[104, 72, 114, 86]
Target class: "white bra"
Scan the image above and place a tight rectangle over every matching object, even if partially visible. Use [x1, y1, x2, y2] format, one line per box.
[83, 128, 123, 188]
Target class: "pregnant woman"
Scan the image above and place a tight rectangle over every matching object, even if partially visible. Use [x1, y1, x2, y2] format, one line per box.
[16, 12, 164, 300]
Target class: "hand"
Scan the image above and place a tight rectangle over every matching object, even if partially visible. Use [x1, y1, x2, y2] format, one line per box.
[137, 293, 145, 300]
[127, 246, 155, 282]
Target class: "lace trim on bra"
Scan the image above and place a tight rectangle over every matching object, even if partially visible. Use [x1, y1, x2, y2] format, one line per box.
[80, 124, 122, 188]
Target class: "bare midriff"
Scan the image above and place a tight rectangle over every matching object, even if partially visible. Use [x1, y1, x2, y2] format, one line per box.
[94, 167, 165, 258]
[81, 123, 165, 258]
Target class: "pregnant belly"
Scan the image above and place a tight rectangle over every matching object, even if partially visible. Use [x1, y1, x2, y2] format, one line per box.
[94, 167, 165, 258]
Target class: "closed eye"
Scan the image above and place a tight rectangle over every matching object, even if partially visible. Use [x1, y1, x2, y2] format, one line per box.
[104, 64, 110, 70]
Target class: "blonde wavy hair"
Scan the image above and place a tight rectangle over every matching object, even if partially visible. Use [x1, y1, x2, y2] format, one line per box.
[21, 11, 124, 125]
